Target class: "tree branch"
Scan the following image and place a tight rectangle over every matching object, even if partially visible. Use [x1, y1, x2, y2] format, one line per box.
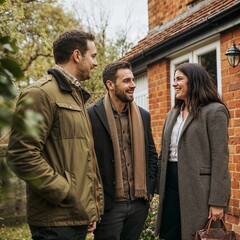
[23, 52, 51, 72]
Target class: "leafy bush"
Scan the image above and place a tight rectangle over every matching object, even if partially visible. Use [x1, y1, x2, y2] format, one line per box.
[140, 195, 159, 240]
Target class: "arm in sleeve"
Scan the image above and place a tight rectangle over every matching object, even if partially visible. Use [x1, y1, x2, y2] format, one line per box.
[7, 87, 69, 205]
[146, 112, 158, 196]
[155, 118, 167, 195]
[207, 105, 231, 207]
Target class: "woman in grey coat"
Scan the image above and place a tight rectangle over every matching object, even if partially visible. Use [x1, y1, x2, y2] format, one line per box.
[155, 63, 231, 240]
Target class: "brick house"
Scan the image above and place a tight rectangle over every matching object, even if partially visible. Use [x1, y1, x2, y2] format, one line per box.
[121, 0, 240, 237]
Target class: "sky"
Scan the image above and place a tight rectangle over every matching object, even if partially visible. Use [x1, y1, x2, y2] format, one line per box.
[60, 0, 148, 44]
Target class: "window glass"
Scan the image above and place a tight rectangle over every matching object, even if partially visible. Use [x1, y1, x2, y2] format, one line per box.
[134, 73, 149, 110]
[198, 50, 217, 87]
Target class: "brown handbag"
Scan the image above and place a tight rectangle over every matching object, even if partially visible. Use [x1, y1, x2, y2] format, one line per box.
[194, 218, 237, 240]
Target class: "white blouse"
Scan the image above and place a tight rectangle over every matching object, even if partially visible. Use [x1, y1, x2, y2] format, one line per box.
[169, 111, 188, 162]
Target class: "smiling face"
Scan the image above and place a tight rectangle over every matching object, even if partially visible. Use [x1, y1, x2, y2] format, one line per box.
[173, 69, 189, 103]
[108, 68, 136, 104]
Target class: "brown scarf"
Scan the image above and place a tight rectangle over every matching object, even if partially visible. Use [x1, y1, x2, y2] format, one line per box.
[103, 94, 147, 199]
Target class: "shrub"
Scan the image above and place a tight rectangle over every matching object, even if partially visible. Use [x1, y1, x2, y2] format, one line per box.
[140, 195, 159, 240]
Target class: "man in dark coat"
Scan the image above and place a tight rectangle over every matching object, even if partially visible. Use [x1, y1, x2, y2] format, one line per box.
[88, 61, 158, 240]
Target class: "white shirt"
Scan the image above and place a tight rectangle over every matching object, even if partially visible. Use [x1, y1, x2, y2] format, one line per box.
[169, 111, 188, 162]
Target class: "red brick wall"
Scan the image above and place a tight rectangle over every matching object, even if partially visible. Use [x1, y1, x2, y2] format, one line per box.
[148, 59, 170, 152]
[221, 26, 240, 236]
[148, 0, 199, 30]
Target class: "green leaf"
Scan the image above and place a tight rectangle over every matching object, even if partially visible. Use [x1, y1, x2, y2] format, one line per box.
[0, 36, 11, 45]
[0, 0, 5, 4]
[1, 58, 24, 78]
[0, 37, 18, 52]
[13, 109, 44, 138]
[0, 107, 14, 128]
[0, 73, 17, 99]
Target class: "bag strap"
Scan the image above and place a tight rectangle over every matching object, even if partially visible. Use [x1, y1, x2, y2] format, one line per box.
[206, 218, 227, 234]
[220, 219, 227, 231]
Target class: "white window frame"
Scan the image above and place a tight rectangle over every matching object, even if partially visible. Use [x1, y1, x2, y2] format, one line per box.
[193, 41, 222, 95]
[134, 73, 149, 111]
[170, 40, 221, 107]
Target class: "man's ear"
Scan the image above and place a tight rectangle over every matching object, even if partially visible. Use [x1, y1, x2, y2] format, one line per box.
[106, 80, 114, 90]
[73, 49, 82, 62]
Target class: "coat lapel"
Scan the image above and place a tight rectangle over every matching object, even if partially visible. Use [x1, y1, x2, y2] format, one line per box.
[179, 113, 194, 140]
[94, 99, 111, 135]
[164, 108, 180, 146]
[164, 108, 194, 146]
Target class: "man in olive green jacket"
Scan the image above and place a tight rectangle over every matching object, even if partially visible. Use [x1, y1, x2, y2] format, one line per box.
[7, 30, 104, 240]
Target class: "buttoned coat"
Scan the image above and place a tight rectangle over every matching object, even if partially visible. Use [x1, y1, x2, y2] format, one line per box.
[155, 102, 231, 240]
[87, 98, 158, 211]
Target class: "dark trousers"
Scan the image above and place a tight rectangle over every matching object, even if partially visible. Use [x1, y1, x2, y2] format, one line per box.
[94, 199, 149, 240]
[160, 162, 182, 240]
[29, 225, 88, 240]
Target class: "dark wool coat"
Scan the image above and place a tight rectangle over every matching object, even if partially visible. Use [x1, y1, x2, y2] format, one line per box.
[87, 98, 158, 211]
[155, 102, 231, 240]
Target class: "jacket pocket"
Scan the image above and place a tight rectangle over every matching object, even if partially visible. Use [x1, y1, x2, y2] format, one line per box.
[59, 170, 75, 208]
[56, 102, 86, 139]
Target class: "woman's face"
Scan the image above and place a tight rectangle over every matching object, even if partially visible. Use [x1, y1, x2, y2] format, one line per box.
[173, 70, 189, 103]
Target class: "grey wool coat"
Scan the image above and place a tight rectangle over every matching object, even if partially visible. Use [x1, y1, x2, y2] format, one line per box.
[155, 102, 231, 240]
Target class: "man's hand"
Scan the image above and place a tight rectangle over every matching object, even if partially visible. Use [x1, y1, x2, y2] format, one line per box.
[88, 222, 96, 232]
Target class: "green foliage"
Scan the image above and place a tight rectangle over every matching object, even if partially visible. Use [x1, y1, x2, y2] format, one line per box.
[0, 36, 20, 129]
[0, 0, 81, 88]
[0, 0, 134, 95]
[13, 108, 44, 138]
[0, 157, 15, 199]
[0, 34, 44, 136]
[140, 196, 160, 240]
[0, 224, 31, 240]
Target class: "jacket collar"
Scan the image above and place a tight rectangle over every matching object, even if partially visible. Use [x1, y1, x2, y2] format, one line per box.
[48, 68, 72, 92]
[47, 68, 91, 102]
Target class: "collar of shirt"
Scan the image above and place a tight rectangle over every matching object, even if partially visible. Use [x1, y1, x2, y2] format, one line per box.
[112, 102, 129, 117]
[54, 64, 82, 88]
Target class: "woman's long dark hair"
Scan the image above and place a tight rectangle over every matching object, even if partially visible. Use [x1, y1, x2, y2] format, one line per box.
[174, 63, 229, 117]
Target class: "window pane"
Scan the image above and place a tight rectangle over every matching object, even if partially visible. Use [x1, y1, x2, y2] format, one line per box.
[198, 50, 217, 87]
[134, 74, 149, 111]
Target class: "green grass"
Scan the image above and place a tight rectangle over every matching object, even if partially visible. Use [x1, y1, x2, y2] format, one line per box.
[0, 224, 31, 240]
[0, 224, 94, 240]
